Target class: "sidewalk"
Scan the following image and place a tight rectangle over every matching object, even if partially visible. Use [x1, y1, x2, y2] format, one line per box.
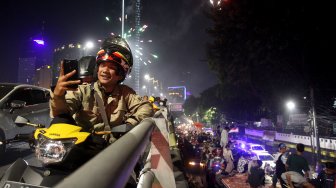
[221, 173, 250, 188]
[221, 173, 274, 188]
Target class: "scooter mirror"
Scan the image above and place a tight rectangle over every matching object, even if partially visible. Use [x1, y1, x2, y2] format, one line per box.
[14, 116, 29, 127]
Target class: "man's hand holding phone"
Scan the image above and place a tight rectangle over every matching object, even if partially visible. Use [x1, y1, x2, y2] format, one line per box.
[53, 60, 81, 97]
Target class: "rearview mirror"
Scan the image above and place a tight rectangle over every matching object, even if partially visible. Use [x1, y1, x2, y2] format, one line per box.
[14, 116, 29, 127]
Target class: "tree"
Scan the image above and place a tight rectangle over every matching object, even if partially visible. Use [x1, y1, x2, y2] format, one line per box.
[205, 0, 307, 118]
[183, 95, 200, 116]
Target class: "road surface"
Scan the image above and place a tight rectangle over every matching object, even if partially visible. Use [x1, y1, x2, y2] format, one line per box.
[0, 142, 41, 176]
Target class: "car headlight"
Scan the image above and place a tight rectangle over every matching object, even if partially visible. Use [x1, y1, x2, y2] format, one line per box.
[189, 161, 196, 166]
[35, 134, 77, 165]
[188, 161, 205, 167]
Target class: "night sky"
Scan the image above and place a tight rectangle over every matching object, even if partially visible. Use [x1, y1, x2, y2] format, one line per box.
[0, 0, 218, 96]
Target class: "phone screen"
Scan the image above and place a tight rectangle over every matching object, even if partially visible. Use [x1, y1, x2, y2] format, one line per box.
[63, 59, 80, 88]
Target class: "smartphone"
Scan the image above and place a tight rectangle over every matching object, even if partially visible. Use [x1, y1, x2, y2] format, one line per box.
[63, 59, 80, 88]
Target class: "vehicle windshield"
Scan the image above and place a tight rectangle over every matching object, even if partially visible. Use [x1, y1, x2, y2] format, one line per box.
[259, 155, 274, 161]
[252, 146, 265, 151]
[0, 85, 15, 100]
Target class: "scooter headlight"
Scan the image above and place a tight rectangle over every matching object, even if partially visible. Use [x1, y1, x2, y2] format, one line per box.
[35, 134, 77, 165]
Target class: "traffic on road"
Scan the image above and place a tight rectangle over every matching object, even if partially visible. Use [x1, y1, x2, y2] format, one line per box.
[175, 119, 334, 188]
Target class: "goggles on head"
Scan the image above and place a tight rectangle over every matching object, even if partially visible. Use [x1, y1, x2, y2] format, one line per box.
[96, 49, 131, 75]
[96, 49, 127, 63]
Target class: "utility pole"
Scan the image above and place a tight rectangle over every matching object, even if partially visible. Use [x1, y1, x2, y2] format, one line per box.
[121, 0, 125, 38]
[310, 87, 320, 171]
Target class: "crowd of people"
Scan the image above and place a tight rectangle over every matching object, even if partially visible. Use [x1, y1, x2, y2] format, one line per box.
[181, 125, 336, 188]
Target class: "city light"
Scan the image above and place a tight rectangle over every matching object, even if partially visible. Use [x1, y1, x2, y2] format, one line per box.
[33, 39, 45, 45]
[286, 101, 295, 111]
[85, 41, 94, 49]
[168, 86, 187, 101]
[144, 74, 155, 81]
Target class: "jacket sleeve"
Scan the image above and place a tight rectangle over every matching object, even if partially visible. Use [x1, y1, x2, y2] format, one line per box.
[123, 88, 154, 125]
[49, 89, 83, 118]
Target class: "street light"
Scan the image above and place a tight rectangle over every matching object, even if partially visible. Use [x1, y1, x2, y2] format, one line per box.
[285, 97, 320, 169]
[144, 74, 154, 96]
[142, 85, 148, 95]
[144, 74, 151, 81]
[83, 41, 94, 56]
[144, 74, 161, 96]
[144, 74, 159, 86]
[286, 101, 295, 111]
[85, 41, 94, 49]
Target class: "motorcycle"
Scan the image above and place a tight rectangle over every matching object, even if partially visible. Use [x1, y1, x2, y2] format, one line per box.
[211, 157, 225, 174]
[0, 116, 132, 188]
[206, 156, 225, 187]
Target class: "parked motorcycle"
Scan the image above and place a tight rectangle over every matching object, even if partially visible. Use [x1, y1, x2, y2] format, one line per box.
[0, 116, 132, 188]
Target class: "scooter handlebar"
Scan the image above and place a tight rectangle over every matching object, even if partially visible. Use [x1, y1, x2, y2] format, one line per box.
[94, 124, 133, 135]
[110, 123, 133, 133]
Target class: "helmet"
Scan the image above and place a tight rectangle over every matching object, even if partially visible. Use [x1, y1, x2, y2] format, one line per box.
[278, 143, 287, 149]
[96, 36, 133, 80]
[149, 96, 155, 103]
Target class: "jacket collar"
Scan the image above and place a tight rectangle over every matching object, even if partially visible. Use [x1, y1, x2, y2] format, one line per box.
[93, 82, 121, 103]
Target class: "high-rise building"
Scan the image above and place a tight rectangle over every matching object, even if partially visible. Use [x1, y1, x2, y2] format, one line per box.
[167, 86, 187, 103]
[167, 86, 186, 112]
[17, 57, 36, 84]
[34, 65, 52, 88]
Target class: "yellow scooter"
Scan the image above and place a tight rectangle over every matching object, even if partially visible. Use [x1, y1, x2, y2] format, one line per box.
[0, 115, 132, 187]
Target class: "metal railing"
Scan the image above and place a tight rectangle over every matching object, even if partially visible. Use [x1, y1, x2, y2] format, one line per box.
[55, 118, 155, 188]
[55, 107, 187, 188]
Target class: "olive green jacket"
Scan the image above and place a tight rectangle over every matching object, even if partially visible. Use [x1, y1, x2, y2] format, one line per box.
[50, 82, 154, 132]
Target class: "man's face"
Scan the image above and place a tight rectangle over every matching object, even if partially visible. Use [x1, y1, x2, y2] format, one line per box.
[280, 147, 287, 153]
[97, 61, 122, 86]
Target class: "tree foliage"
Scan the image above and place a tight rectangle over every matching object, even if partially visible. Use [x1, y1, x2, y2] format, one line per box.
[183, 0, 335, 125]
[203, 0, 308, 119]
[183, 95, 200, 115]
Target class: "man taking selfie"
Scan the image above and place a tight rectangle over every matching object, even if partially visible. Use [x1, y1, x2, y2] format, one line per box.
[50, 35, 153, 134]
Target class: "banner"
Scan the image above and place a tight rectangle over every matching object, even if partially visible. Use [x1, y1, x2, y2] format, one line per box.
[229, 127, 239, 133]
[262, 131, 276, 141]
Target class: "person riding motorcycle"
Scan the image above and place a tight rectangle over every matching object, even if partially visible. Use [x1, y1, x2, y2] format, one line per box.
[207, 147, 225, 187]
[0, 36, 153, 188]
[50, 35, 154, 136]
